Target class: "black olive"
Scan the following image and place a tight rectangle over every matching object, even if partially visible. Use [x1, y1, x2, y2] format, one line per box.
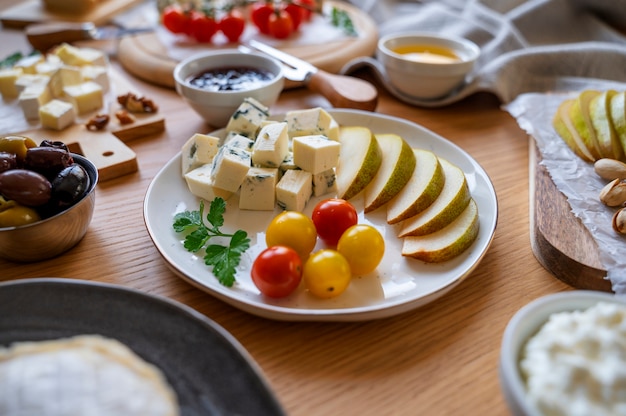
[0, 169, 52, 207]
[24, 147, 74, 179]
[0, 152, 17, 173]
[50, 163, 90, 208]
[40, 140, 70, 152]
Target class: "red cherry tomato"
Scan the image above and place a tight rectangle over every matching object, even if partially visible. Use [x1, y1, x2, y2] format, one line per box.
[251, 2, 274, 35]
[284, 4, 304, 31]
[268, 9, 294, 39]
[251, 245, 302, 298]
[311, 198, 358, 246]
[189, 10, 217, 43]
[162, 5, 189, 34]
[219, 9, 246, 43]
[297, 0, 315, 21]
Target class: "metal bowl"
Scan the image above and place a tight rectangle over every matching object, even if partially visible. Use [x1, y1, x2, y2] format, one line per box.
[0, 154, 98, 262]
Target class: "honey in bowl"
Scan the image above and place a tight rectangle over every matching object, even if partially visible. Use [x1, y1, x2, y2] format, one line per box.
[392, 44, 461, 64]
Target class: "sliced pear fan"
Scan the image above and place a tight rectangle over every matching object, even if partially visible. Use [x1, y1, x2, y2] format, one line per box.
[552, 99, 596, 162]
[610, 91, 626, 157]
[589, 89, 624, 161]
[568, 89, 602, 160]
[336, 126, 382, 200]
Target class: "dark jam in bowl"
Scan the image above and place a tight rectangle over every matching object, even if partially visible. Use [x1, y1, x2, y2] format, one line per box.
[187, 66, 275, 92]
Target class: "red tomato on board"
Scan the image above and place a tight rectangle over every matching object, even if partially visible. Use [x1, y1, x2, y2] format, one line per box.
[268, 9, 294, 39]
[189, 10, 218, 43]
[298, 0, 316, 21]
[284, 4, 304, 31]
[311, 198, 359, 246]
[251, 2, 274, 35]
[162, 5, 189, 34]
[251, 246, 302, 298]
[219, 9, 246, 43]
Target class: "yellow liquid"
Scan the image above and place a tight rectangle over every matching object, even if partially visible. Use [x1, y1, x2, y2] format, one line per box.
[392, 44, 461, 64]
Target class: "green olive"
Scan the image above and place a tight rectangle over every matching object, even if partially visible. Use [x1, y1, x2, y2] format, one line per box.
[0, 197, 40, 227]
[0, 136, 38, 162]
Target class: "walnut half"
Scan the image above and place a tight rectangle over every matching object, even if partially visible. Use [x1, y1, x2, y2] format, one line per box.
[117, 92, 158, 113]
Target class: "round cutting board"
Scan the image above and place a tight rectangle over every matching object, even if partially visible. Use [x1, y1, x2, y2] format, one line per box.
[117, 1, 378, 89]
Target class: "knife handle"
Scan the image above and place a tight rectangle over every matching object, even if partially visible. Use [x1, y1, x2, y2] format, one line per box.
[307, 70, 378, 111]
[26, 22, 94, 52]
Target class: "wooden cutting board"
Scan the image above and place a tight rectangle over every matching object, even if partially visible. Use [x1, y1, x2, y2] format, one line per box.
[117, 1, 378, 89]
[529, 140, 612, 292]
[0, 0, 144, 29]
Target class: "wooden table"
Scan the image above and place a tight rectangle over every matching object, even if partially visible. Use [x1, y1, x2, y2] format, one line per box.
[0, 5, 571, 415]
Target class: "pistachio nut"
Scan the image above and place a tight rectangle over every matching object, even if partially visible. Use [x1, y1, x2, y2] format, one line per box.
[599, 179, 626, 206]
[612, 207, 626, 235]
[594, 158, 626, 181]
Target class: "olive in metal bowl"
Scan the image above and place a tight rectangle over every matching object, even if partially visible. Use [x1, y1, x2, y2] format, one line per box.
[0, 169, 52, 207]
[24, 146, 74, 180]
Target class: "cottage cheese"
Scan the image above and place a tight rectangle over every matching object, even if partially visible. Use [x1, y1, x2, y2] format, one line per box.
[520, 301, 626, 416]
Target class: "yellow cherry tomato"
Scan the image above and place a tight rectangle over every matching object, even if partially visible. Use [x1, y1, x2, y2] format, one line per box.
[303, 249, 351, 299]
[265, 211, 317, 261]
[337, 224, 385, 275]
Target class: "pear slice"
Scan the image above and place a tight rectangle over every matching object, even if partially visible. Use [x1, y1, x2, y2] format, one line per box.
[386, 148, 444, 224]
[569, 89, 602, 159]
[609, 91, 626, 159]
[401, 198, 479, 262]
[552, 99, 596, 162]
[336, 126, 382, 200]
[398, 158, 470, 237]
[363, 133, 416, 213]
[589, 89, 624, 161]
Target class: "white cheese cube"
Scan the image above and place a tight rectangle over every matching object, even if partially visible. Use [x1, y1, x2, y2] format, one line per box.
[63, 81, 103, 115]
[252, 122, 289, 168]
[181, 133, 221, 174]
[49, 66, 83, 97]
[276, 169, 312, 212]
[279, 152, 297, 173]
[35, 58, 63, 76]
[0, 67, 23, 98]
[312, 169, 337, 197]
[284, 107, 337, 139]
[292, 135, 341, 174]
[39, 99, 75, 130]
[210, 145, 251, 192]
[19, 84, 52, 120]
[15, 54, 44, 74]
[326, 117, 339, 141]
[225, 97, 269, 136]
[81, 65, 109, 92]
[54, 44, 108, 67]
[184, 164, 234, 201]
[224, 133, 254, 152]
[239, 167, 278, 211]
[14, 74, 50, 93]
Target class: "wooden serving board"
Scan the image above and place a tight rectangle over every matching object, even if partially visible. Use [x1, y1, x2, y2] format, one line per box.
[529, 140, 612, 292]
[117, 1, 378, 89]
[0, 0, 144, 29]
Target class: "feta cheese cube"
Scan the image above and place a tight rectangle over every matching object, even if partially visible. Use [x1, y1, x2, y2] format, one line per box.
[181, 133, 221, 174]
[210, 145, 251, 192]
[49, 66, 83, 97]
[39, 99, 75, 130]
[276, 169, 312, 212]
[225, 97, 269, 136]
[63, 81, 103, 114]
[312, 169, 337, 197]
[184, 164, 234, 202]
[19, 84, 52, 120]
[252, 122, 289, 168]
[292, 135, 341, 174]
[239, 167, 278, 211]
[0, 67, 23, 98]
[81, 65, 109, 92]
[284, 107, 337, 139]
[14, 74, 50, 93]
[224, 133, 254, 152]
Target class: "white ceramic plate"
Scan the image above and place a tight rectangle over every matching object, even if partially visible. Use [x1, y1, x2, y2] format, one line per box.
[144, 109, 498, 321]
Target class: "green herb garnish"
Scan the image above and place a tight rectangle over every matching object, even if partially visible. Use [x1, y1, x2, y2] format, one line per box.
[330, 7, 357, 37]
[173, 197, 250, 287]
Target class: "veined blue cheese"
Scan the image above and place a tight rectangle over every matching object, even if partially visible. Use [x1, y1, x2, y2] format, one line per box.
[284, 107, 338, 140]
[279, 152, 297, 174]
[181, 133, 221, 174]
[292, 135, 341, 174]
[276, 169, 312, 212]
[62, 81, 103, 115]
[312, 169, 337, 197]
[252, 122, 289, 168]
[184, 164, 234, 201]
[19, 84, 52, 120]
[39, 99, 75, 130]
[225, 97, 269, 137]
[239, 167, 278, 211]
[210, 145, 251, 192]
[224, 133, 254, 152]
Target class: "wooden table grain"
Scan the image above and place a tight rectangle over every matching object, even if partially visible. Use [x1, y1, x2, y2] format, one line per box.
[0, 5, 571, 415]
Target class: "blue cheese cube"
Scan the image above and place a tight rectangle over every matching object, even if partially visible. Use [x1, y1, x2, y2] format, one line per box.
[279, 152, 298, 174]
[224, 133, 254, 152]
[210, 145, 251, 192]
[292, 135, 341, 174]
[239, 167, 278, 211]
[181, 133, 221, 174]
[19, 84, 52, 120]
[276, 169, 312, 212]
[252, 122, 289, 168]
[312, 169, 337, 197]
[184, 164, 234, 201]
[284, 107, 338, 140]
[225, 97, 269, 137]
[39, 99, 75, 130]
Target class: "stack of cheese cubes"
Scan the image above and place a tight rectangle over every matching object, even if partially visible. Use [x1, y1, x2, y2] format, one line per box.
[0, 43, 109, 130]
[181, 98, 341, 212]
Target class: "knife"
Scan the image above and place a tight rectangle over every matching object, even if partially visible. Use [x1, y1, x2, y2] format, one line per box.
[243, 39, 378, 111]
[26, 22, 153, 52]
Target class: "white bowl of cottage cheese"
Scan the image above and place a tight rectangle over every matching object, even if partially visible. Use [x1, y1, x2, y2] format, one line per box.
[499, 290, 626, 416]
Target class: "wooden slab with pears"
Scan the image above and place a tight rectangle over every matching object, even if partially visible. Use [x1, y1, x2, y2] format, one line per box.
[543, 89, 626, 292]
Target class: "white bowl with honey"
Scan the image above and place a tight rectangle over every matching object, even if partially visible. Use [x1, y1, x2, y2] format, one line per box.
[377, 32, 480, 100]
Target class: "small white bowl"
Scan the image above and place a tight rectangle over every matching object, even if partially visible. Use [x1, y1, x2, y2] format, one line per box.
[174, 50, 284, 127]
[499, 290, 626, 416]
[377, 32, 480, 99]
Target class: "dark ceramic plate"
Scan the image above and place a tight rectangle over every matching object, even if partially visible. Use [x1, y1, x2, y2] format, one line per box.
[0, 278, 285, 416]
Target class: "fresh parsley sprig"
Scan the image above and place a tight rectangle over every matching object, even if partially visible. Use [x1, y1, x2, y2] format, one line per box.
[173, 198, 250, 287]
[330, 7, 357, 37]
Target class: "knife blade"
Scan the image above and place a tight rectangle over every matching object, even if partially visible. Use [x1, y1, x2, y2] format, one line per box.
[26, 22, 153, 52]
[244, 39, 378, 111]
